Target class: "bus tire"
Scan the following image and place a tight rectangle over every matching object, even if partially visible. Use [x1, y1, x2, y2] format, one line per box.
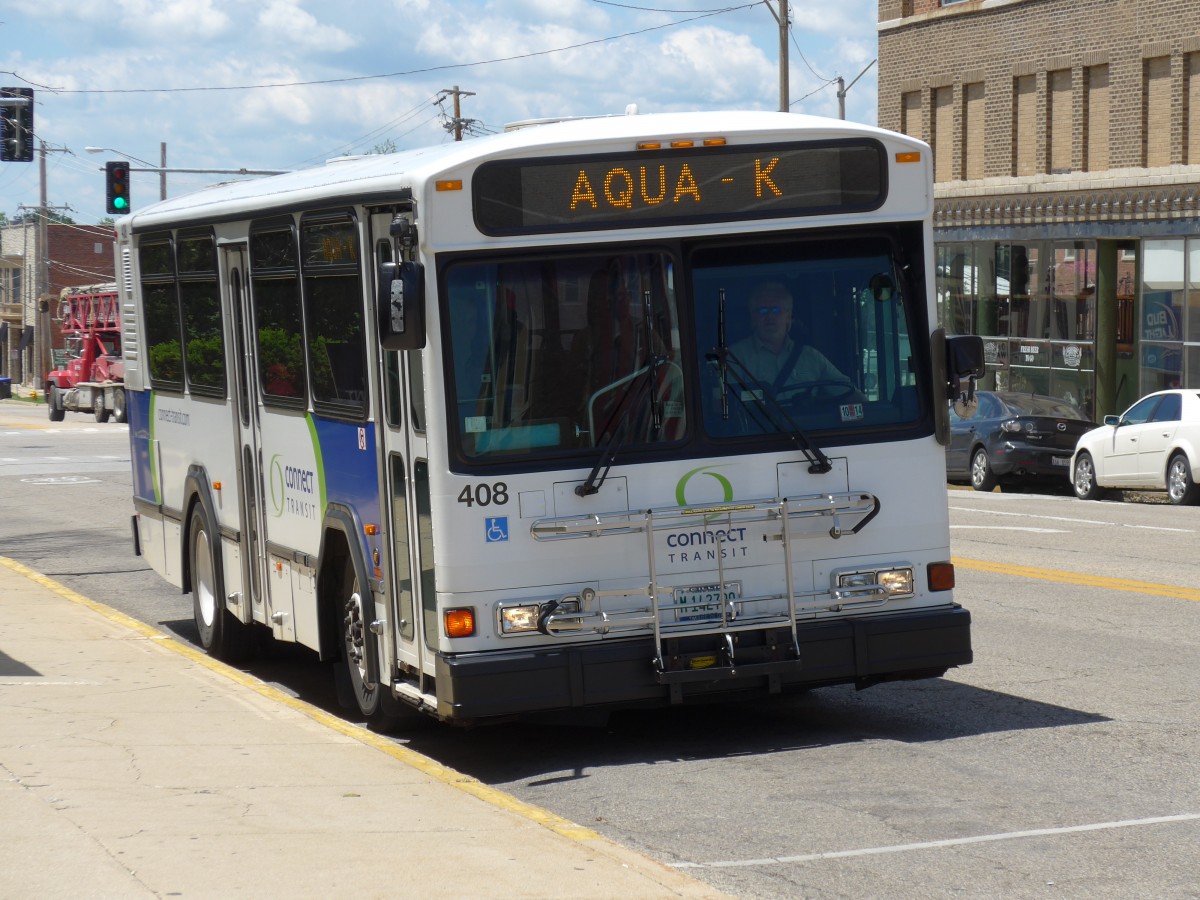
[48, 386, 65, 422]
[189, 505, 254, 663]
[336, 564, 407, 733]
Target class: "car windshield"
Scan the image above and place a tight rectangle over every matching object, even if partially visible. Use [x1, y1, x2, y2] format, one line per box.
[690, 236, 923, 439]
[444, 252, 683, 459]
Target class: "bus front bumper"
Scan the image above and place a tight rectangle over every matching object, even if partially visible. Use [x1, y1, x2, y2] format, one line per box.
[434, 605, 971, 722]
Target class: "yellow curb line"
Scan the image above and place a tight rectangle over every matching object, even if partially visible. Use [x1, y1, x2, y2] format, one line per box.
[954, 556, 1200, 602]
[0, 555, 600, 842]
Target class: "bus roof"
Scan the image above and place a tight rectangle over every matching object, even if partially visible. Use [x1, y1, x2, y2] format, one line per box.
[121, 111, 919, 232]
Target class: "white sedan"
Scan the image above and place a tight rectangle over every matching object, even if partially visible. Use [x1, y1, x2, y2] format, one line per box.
[1072, 389, 1200, 504]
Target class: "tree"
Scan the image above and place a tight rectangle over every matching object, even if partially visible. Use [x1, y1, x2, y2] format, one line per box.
[8, 210, 77, 226]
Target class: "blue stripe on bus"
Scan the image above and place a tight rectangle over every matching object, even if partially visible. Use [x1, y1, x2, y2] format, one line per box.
[310, 415, 380, 564]
[127, 389, 156, 504]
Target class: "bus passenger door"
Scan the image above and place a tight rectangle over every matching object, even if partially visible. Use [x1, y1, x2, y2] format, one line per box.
[371, 212, 428, 684]
[223, 245, 271, 626]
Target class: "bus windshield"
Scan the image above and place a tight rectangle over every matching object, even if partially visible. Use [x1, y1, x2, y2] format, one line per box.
[445, 252, 684, 459]
[691, 235, 922, 440]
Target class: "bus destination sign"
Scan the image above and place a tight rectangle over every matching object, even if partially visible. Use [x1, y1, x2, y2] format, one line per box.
[472, 139, 886, 235]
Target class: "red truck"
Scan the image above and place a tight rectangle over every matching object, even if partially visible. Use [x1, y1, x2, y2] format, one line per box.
[45, 284, 126, 423]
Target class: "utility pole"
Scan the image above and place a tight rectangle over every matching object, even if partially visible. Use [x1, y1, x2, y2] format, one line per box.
[159, 141, 167, 201]
[765, 1, 790, 111]
[439, 86, 476, 141]
[778, 0, 789, 112]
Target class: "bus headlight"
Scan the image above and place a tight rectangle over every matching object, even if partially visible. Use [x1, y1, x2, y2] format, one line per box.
[837, 566, 914, 597]
[498, 603, 541, 634]
[876, 568, 914, 595]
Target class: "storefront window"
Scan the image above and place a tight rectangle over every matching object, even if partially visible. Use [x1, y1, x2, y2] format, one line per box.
[936, 243, 977, 334]
[1188, 242, 1200, 343]
[1141, 239, 1185, 394]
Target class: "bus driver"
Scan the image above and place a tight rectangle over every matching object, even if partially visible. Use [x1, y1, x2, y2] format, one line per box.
[730, 281, 855, 398]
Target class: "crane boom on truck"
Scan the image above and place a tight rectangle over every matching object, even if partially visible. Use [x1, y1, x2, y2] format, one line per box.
[45, 284, 127, 423]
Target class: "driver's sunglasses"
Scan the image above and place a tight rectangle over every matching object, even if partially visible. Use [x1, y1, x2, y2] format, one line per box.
[754, 305, 785, 316]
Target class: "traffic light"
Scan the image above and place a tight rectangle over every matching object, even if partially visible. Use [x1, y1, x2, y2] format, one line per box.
[0, 87, 34, 163]
[106, 161, 131, 214]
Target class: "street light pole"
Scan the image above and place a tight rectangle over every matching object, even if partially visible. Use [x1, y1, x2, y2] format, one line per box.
[86, 145, 168, 200]
[836, 59, 877, 121]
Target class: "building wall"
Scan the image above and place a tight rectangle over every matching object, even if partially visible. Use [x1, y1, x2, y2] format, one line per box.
[878, 0, 1200, 417]
[0, 223, 115, 383]
[879, 0, 1200, 182]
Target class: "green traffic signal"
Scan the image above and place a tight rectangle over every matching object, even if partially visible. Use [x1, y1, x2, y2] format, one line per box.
[105, 161, 131, 215]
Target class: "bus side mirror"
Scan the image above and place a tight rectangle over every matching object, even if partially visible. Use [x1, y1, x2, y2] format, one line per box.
[378, 261, 426, 351]
[946, 334, 984, 418]
[948, 334, 985, 382]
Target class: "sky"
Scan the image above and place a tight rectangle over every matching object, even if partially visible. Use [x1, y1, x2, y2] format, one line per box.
[0, 0, 879, 227]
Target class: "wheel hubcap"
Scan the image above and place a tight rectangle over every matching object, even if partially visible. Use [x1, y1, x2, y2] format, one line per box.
[1169, 462, 1186, 501]
[344, 590, 368, 679]
[194, 530, 216, 627]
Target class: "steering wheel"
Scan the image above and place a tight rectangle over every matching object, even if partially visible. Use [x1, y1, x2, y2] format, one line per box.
[775, 379, 862, 410]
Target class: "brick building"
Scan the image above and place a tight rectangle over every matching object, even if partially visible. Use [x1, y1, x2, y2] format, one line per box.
[0, 223, 116, 386]
[878, 0, 1200, 419]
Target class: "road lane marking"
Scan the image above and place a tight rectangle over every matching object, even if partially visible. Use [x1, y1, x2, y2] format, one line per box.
[951, 525, 1068, 533]
[672, 813, 1200, 868]
[949, 505, 1194, 534]
[954, 556, 1200, 602]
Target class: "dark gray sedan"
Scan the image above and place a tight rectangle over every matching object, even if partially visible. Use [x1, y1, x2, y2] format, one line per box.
[947, 391, 1097, 492]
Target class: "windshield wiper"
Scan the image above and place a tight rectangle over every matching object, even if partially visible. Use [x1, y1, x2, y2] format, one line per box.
[707, 287, 832, 475]
[577, 290, 665, 497]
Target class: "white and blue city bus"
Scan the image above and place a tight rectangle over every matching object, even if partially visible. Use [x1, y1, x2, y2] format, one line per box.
[119, 110, 984, 728]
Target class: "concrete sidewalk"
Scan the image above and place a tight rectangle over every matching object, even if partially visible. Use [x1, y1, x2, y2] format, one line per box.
[0, 557, 726, 899]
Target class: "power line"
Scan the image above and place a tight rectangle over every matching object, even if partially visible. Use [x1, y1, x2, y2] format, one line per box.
[592, 0, 763, 11]
[1, 4, 761, 96]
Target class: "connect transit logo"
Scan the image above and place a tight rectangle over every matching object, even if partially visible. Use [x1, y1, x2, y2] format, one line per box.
[269, 454, 319, 520]
[676, 465, 734, 508]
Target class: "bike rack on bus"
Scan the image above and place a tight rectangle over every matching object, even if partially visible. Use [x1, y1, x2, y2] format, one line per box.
[530, 491, 882, 684]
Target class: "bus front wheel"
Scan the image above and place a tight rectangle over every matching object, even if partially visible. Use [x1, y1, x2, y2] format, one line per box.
[337, 564, 409, 733]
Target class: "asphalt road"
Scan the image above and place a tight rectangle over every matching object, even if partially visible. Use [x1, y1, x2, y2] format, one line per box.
[2, 398, 1197, 899]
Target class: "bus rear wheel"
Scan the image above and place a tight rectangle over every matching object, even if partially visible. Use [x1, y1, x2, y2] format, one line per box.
[189, 506, 254, 662]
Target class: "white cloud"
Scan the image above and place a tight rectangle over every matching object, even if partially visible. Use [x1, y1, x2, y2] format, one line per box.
[0, 0, 880, 221]
[255, 1, 357, 52]
[657, 26, 776, 105]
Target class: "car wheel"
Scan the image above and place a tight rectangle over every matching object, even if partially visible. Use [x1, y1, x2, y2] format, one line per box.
[970, 447, 997, 492]
[1166, 454, 1200, 505]
[1073, 452, 1107, 501]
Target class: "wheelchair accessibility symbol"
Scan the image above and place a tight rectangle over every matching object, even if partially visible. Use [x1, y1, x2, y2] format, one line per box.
[485, 516, 509, 543]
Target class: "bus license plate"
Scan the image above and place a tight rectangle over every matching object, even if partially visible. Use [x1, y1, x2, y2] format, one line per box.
[674, 582, 740, 622]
